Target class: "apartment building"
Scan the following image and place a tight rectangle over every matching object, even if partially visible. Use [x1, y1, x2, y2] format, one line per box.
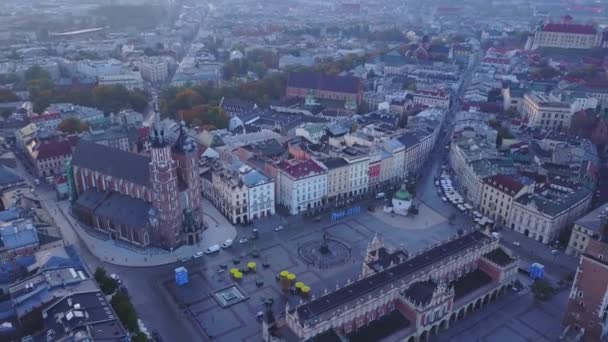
[479, 174, 529, 226]
[566, 202, 608, 256]
[322, 157, 351, 206]
[98, 71, 144, 90]
[506, 182, 592, 245]
[276, 159, 327, 215]
[202, 162, 275, 224]
[521, 93, 572, 130]
[412, 89, 450, 109]
[562, 238, 608, 341]
[138, 56, 170, 83]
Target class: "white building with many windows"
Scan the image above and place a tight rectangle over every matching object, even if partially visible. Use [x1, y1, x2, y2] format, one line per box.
[521, 93, 572, 131]
[506, 181, 592, 245]
[138, 57, 170, 83]
[276, 159, 327, 215]
[98, 71, 144, 90]
[479, 174, 530, 226]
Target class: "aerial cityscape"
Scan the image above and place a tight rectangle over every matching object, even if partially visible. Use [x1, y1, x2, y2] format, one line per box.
[0, 0, 608, 341]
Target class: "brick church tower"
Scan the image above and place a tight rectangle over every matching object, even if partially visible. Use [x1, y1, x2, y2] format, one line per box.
[172, 121, 203, 245]
[149, 125, 182, 249]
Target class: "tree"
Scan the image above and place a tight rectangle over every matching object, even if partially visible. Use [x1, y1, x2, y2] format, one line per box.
[58, 117, 89, 134]
[24, 65, 51, 82]
[93, 267, 118, 295]
[531, 279, 554, 301]
[132, 332, 149, 342]
[111, 293, 139, 332]
[0, 88, 19, 102]
[178, 105, 228, 129]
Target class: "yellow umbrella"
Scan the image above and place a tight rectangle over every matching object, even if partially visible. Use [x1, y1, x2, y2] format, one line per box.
[233, 271, 243, 279]
[230, 268, 239, 274]
[295, 282, 304, 289]
[280, 270, 289, 278]
[301, 286, 311, 294]
[287, 273, 296, 281]
[247, 262, 256, 270]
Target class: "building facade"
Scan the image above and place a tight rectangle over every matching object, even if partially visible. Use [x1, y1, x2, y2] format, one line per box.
[271, 231, 518, 341]
[566, 203, 608, 257]
[276, 159, 327, 215]
[286, 72, 363, 105]
[527, 16, 602, 50]
[506, 183, 592, 245]
[562, 238, 608, 341]
[479, 174, 528, 226]
[71, 124, 203, 250]
[521, 93, 572, 131]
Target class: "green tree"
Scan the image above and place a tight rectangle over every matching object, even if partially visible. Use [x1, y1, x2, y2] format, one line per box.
[111, 293, 139, 332]
[531, 279, 554, 301]
[93, 267, 118, 295]
[58, 117, 89, 134]
[132, 332, 149, 342]
[24, 65, 51, 82]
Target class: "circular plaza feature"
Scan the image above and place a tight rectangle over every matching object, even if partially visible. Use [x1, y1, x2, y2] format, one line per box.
[297, 236, 351, 269]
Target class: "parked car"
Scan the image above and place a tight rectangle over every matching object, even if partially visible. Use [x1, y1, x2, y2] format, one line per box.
[512, 241, 521, 247]
[193, 251, 204, 258]
[441, 197, 448, 202]
[239, 237, 249, 244]
[274, 225, 284, 232]
[221, 239, 233, 248]
[551, 249, 558, 255]
[179, 257, 189, 263]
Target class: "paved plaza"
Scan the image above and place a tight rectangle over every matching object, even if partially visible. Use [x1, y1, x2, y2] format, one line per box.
[156, 200, 570, 342]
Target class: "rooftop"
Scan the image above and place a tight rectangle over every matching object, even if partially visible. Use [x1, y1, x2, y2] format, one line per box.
[277, 159, 326, 180]
[574, 202, 608, 233]
[542, 23, 597, 35]
[74, 189, 153, 230]
[72, 140, 150, 187]
[288, 72, 361, 94]
[483, 174, 525, 196]
[295, 231, 489, 323]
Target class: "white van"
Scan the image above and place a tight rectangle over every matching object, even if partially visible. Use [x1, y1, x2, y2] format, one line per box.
[205, 244, 220, 254]
[375, 192, 385, 199]
[491, 232, 501, 240]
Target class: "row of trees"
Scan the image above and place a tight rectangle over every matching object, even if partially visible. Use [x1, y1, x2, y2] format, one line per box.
[94, 267, 148, 342]
[222, 49, 279, 80]
[160, 53, 368, 128]
[23, 65, 149, 114]
[159, 72, 287, 128]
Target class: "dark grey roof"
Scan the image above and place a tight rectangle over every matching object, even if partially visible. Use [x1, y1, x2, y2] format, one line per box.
[0, 166, 24, 187]
[72, 140, 150, 187]
[93, 191, 152, 229]
[404, 280, 437, 306]
[396, 133, 420, 149]
[574, 202, 608, 233]
[287, 72, 361, 94]
[42, 291, 128, 341]
[74, 189, 152, 229]
[321, 157, 348, 170]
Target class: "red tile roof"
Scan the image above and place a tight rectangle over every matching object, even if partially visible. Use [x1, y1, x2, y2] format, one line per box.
[542, 23, 597, 35]
[30, 113, 60, 123]
[484, 174, 525, 195]
[277, 159, 325, 179]
[35, 139, 74, 160]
